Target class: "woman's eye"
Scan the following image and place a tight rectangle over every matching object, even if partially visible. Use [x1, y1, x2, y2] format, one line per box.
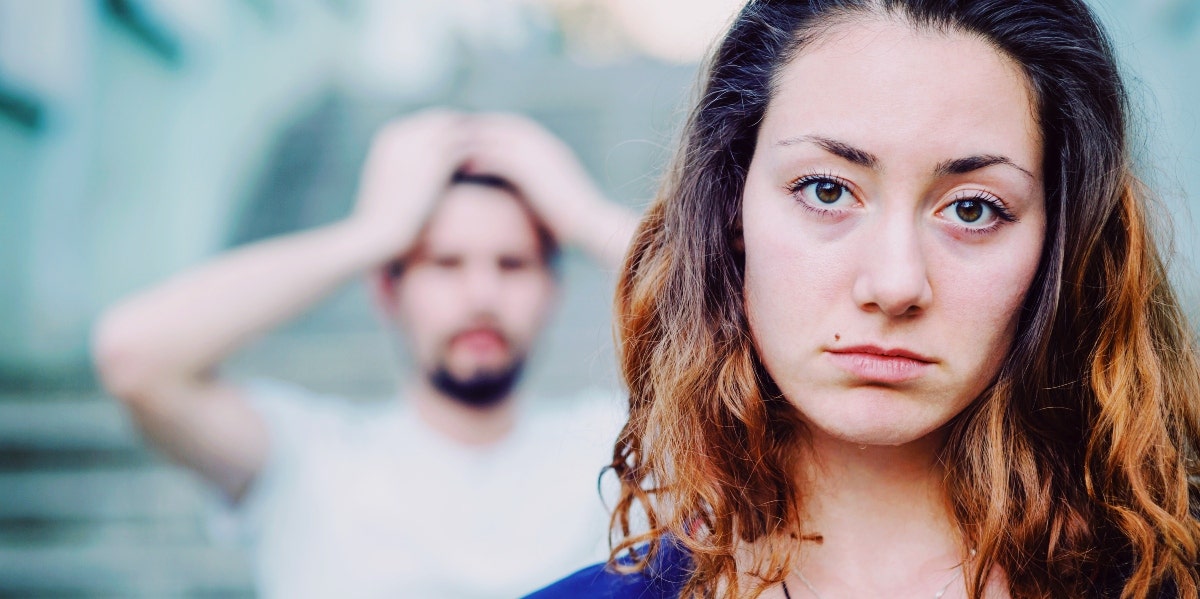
[953, 199, 987, 223]
[795, 177, 853, 207]
[943, 196, 1013, 229]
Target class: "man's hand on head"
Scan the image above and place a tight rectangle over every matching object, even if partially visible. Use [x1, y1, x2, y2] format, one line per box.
[463, 113, 639, 269]
[462, 113, 613, 248]
[348, 109, 473, 264]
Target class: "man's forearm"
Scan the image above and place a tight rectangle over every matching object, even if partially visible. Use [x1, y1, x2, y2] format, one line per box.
[93, 220, 386, 397]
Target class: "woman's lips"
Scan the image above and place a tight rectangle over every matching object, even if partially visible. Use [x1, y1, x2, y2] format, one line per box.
[824, 345, 935, 384]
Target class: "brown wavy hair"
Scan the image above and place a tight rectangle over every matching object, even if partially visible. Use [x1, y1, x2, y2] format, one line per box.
[607, 1, 1200, 597]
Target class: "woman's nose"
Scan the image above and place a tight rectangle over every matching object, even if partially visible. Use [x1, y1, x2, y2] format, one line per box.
[851, 215, 933, 317]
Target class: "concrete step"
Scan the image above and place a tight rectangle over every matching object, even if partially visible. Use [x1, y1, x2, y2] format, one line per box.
[0, 541, 253, 596]
[0, 396, 138, 451]
[0, 468, 207, 521]
[0, 518, 208, 546]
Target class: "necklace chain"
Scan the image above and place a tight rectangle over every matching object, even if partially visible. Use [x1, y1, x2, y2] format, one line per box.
[786, 563, 964, 599]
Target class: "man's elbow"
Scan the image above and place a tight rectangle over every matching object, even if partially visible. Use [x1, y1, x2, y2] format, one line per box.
[91, 310, 170, 409]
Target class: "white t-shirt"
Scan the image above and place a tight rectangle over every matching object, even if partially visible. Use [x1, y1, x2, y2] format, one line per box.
[210, 380, 625, 599]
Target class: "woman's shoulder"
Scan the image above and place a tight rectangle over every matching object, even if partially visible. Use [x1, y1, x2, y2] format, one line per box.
[523, 538, 692, 599]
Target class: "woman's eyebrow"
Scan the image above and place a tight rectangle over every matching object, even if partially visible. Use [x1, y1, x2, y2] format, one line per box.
[935, 155, 1035, 180]
[777, 135, 1035, 181]
[777, 135, 879, 169]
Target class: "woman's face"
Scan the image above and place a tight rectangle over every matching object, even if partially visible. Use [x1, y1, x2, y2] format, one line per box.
[742, 18, 1046, 446]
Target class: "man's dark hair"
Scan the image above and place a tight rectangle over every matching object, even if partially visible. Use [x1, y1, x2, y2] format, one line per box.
[385, 171, 562, 279]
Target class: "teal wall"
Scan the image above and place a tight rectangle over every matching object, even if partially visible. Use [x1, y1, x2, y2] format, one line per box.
[0, 1, 365, 387]
[0, 0, 1196, 389]
[1096, 0, 1200, 309]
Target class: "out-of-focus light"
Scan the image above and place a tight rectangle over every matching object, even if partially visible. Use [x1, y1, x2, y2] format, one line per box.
[605, 0, 744, 64]
[536, 0, 743, 64]
[345, 0, 533, 100]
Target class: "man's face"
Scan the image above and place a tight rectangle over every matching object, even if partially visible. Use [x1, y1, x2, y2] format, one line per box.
[388, 184, 557, 404]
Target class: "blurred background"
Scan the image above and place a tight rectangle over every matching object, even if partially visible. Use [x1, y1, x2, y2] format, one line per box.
[0, 0, 1195, 596]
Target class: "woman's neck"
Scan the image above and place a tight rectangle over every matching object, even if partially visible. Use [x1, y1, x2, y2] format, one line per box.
[792, 428, 968, 596]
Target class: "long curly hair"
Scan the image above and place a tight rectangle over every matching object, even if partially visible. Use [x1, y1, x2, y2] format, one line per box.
[608, 1, 1200, 597]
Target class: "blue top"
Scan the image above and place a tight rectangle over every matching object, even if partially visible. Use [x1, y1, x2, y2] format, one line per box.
[523, 539, 692, 599]
[523, 537, 1166, 598]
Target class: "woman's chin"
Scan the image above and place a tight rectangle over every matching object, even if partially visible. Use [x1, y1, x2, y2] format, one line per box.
[803, 412, 948, 448]
[789, 386, 962, 449]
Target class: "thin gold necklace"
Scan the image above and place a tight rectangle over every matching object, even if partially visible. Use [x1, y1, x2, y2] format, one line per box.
[783, 556, 971, 599]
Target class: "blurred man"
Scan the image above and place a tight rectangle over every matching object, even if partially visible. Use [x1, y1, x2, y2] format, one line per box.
[92, 110, 637, 598]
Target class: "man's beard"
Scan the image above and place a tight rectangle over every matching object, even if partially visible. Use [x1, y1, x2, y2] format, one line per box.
[427, 360, 525, 410]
